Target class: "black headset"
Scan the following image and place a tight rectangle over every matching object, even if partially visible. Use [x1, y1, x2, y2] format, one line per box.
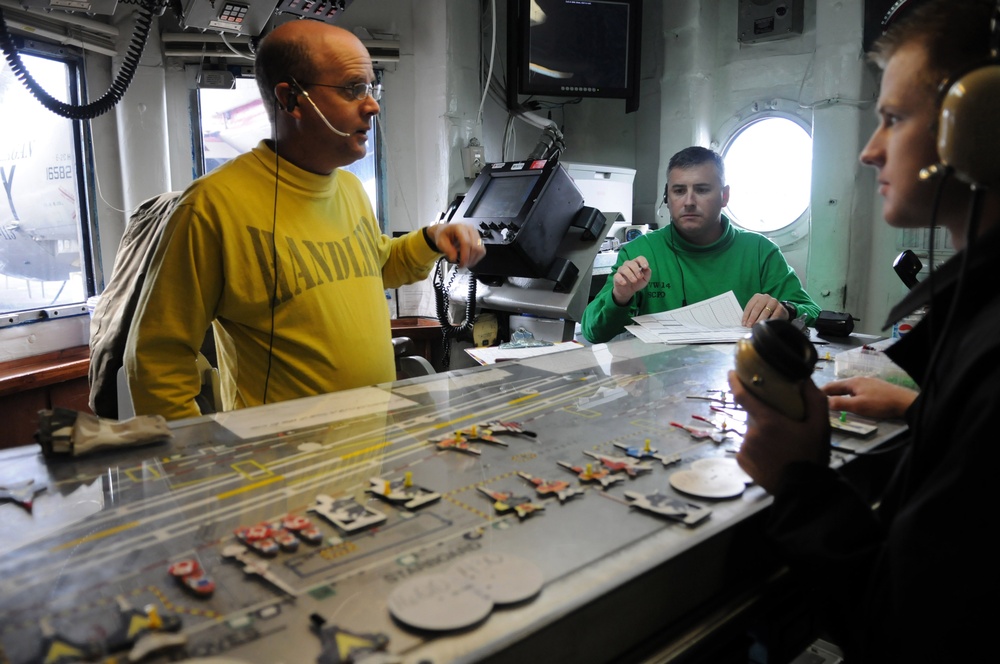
[282, 78, 301, 113]
[935, 20, 1000, 187]
[886, 0, 1000, 186]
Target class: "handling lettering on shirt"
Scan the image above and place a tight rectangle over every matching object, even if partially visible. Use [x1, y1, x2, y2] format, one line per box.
[246, 216, 381, 304]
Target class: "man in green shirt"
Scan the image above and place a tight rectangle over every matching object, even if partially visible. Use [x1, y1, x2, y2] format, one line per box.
[581, 146, 819, 343]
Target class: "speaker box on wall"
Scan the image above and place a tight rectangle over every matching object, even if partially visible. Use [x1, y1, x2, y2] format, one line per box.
[737, 0, 805, 44]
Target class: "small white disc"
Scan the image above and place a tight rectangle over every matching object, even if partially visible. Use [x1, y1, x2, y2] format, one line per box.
[450, 552, 544, 605]
[669, 468, 746, 499]
[387, 573, 493, 631]
[691, 457, 753, 485]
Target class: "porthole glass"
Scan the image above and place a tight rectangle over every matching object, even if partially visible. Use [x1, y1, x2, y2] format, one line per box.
[722, 116, 812, 234]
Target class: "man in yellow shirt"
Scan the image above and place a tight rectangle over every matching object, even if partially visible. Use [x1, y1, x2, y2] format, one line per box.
[126, 21, 484, 419]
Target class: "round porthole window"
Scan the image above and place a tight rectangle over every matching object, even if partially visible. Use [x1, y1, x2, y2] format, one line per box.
[720, 112, 812, 237]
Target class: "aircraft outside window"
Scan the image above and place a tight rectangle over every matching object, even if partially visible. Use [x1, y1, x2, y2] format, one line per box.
[0, 51, 91, 321]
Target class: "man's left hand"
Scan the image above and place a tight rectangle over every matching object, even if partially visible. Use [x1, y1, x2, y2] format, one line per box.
[426, 224, 486, 268]
[741, 293, 788, 327]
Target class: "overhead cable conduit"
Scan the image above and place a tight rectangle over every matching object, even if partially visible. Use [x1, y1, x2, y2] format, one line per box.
[0, 0, 160, 119]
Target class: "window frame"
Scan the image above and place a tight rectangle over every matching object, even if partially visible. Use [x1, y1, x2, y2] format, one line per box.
[714, 98, 813, 248]
[0, 38, 97, 328]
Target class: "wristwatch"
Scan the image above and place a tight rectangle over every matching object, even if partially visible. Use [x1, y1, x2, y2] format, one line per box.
[780, 300, 798, 319]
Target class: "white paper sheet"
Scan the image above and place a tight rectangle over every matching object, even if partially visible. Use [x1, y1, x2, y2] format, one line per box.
[464, 340, 584, 365]
[628, 291, 751, 344]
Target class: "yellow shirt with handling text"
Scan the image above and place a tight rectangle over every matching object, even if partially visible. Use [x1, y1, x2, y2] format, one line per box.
[126, 141, 439, 420]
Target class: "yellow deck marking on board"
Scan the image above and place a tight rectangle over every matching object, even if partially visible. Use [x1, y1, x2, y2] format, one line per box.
[124, 466, 162, 483]
[216, 475, 285, 500]
[52, 521, 140, 552]
[231, 459, 272, 480]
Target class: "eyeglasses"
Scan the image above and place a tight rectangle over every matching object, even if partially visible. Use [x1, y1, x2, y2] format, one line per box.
[302, 81, 383, 102]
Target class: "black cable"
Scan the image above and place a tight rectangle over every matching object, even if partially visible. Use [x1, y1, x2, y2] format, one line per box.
[920, 170, 949, 347]
[880, 170, 977, 464]
[433, 258, 477, 369]
[921, 182, 981, 394]
[262, 106, 281, 405]
[0, 1, 159, 119]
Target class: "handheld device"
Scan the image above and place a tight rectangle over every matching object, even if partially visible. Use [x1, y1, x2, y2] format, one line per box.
[893, 249, 923, 290]
[734, 319, 818, 420]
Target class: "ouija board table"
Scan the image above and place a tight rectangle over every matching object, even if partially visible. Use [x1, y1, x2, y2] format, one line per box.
[0, 337, 904, 664]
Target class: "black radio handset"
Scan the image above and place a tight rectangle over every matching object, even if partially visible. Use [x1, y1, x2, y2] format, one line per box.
[433, 193, 477, 368]
[441, 194, 464, 224]
[734, 319, 818, 421]
[893, 249, 923, 289]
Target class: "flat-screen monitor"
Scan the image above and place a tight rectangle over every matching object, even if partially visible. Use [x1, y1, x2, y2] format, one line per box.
[467, 173, 541, 218]
[507, 0, 642, 113]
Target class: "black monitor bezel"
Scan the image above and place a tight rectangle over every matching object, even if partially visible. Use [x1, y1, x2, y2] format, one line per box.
[507, 0, 642, 113]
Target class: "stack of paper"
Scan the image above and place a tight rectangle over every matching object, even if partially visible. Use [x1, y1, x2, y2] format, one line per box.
[625, 291, 751, 344]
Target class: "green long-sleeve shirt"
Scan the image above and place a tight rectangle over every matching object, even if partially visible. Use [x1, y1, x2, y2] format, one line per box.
[581, 216, 819, 343]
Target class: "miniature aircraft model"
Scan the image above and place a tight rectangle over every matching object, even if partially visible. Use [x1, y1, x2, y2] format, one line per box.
[517, 471, 583, 503]
[613, 439, 681, 467]
[624, 491, 713, 526]
[222, 544, 298, 597]
[105, 595, 186, 661]
[557, 461, 623, 489]
[0, 478, 46, 512]
[37, 615, 102, 664]
[582, 450, 654, 478]
[669, 413, 742, 444]
[310, 612, 397, 664]
[477, 420, 537, 438]
[280, 514, 324, 544]
[431, 423, 521, 455]
[309, 494, 387, 533]
[367, 473, 441, 510]
[431, 430, 485, 455]
[234, 523, 283, 556]
[478, 486, 545, 519]
[167, 558, 215, 597]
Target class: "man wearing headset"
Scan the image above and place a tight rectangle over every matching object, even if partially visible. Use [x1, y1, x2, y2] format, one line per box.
[580, 146, 819, 344]
[730, 1, 1000, 660]
[126, 20, 484, 420]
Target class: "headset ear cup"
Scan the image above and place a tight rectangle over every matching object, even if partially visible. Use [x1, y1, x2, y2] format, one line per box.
[938, 64, 1000, 186]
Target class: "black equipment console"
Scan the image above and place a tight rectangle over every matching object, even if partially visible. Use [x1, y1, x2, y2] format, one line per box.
[455, 159, 603, 292]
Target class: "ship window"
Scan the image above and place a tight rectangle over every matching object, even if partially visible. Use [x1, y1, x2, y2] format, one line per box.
[0, 50, 94, 326]
[719, 108, 812, 242]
